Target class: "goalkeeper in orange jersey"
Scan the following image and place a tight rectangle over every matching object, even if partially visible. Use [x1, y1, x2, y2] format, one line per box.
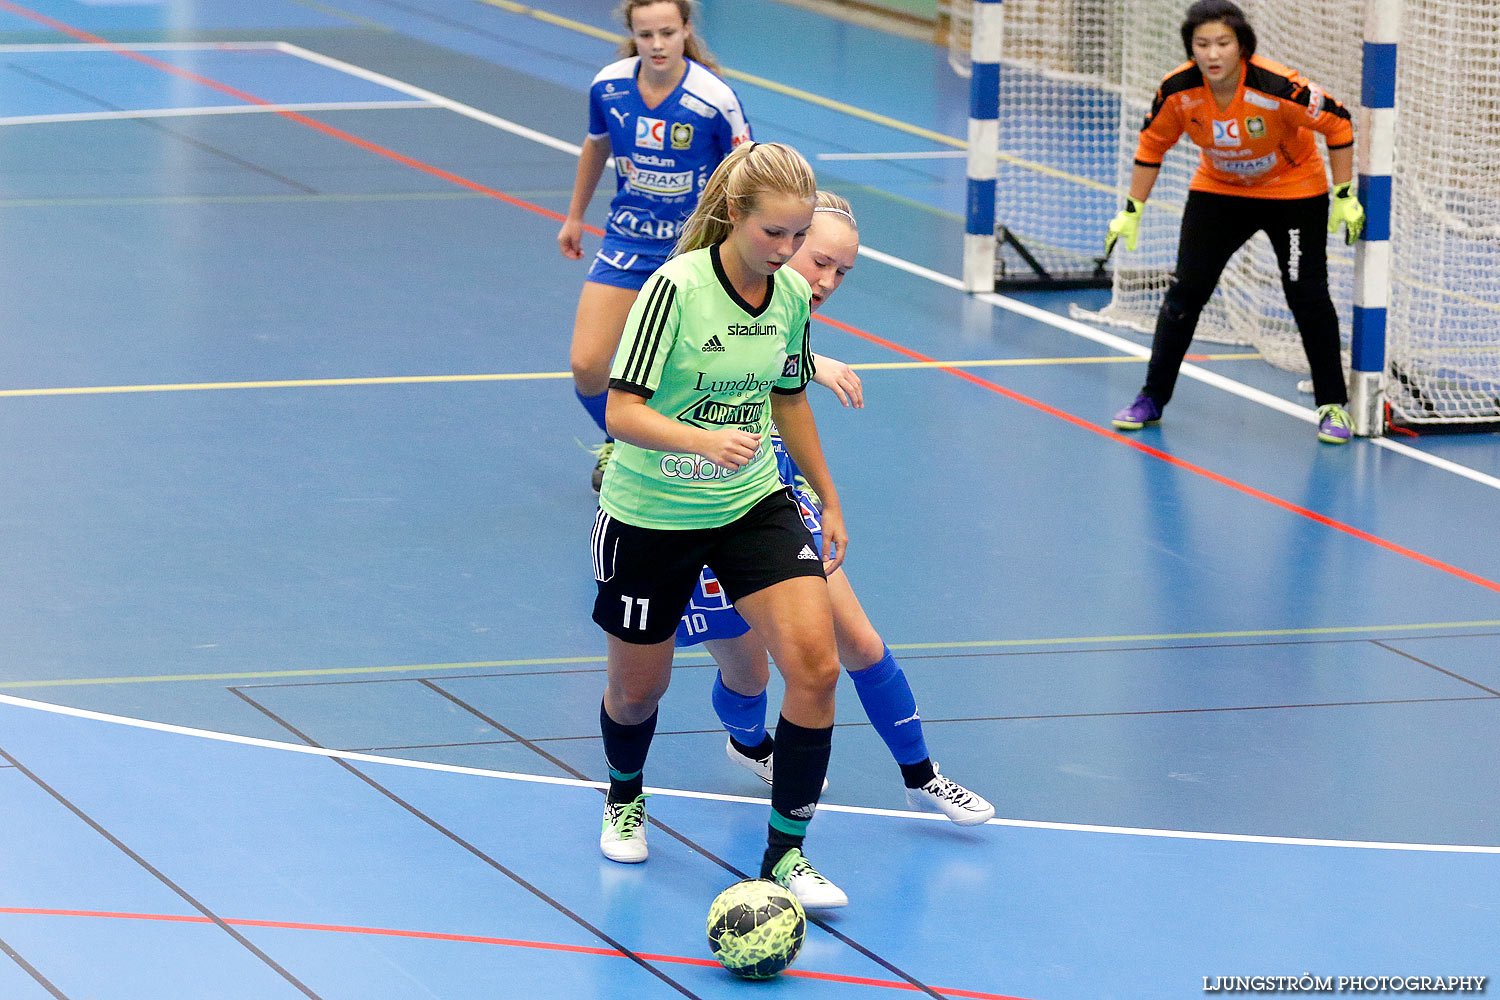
[1105, 0, 1365, 444]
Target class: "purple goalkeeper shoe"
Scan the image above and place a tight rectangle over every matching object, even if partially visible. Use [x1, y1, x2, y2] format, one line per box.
[1316, 403, 1354, 444]
[1112, 393, 1162, 431]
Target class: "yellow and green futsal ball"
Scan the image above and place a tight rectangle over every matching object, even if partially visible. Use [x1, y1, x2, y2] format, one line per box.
[705, 878, 807, 979]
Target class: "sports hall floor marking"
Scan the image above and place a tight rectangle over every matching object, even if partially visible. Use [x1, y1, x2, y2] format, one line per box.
[0, 9, 585, 228]
[476, 0, 1111, 195]
[12, 8, 1490, 494]
[284, 0, 395, 31]
[0, 356, 1263, 397]
[0, 908, 1032, 1000]
[2, 692, 1497, 854]
[0, 100, 437, 127]
[6, 7, 1497, 581]
[2, 620, 1497, 689]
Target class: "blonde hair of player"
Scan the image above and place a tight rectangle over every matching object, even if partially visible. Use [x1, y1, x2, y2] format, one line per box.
[615, 0, 720, 74]
[811, 191, 857, 232]
[674, 142, 817, 256]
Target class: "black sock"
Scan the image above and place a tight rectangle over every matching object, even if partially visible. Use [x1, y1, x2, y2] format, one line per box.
[730, 733, 774, 761]
[900, 758, 937, 790]
[600, 701, 657, 803]
[761, 828, 803, 879]
[761, 715, 830, 874]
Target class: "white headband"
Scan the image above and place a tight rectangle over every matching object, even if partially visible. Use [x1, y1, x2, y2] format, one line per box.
[813, 206, 855, 224]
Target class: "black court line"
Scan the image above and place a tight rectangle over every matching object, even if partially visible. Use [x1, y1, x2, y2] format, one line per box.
[225, 688, 704, 1000]
[419, 681, 951, 1000]
[3, 64, 319, 193]
[0, 745, 323, 1000]
[333, 695, 1499, 757]
[1372, 641, 1500, 697]
[0, 933, 69, 1000]
[345, 737, 521, 753]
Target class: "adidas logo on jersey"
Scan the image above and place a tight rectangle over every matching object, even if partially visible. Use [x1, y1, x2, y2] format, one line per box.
[702, 335, 725, 353]
[797, 545, 819, 561]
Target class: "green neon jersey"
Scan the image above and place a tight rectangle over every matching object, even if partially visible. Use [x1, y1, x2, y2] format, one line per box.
[600, 243, 814, 529]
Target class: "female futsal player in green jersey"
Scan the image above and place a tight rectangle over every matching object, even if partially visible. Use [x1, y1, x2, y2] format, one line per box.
[589, 141, 848, 908]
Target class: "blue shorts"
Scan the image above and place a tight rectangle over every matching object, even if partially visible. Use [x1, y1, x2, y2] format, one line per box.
[585, 237, 671, 291]
[674, 487, 824, 648]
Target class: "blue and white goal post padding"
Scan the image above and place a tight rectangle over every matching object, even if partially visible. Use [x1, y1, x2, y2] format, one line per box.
[1350, 0, 1398, 438]
[963, 0, 1003, 293]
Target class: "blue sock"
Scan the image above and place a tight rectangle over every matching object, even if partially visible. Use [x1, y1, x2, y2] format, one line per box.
[712, 671, 768, 750]
[575, 386, 611, 438]
[848, 647, 929, 767]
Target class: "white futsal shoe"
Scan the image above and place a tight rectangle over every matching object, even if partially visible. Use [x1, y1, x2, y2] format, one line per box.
[906, 768, 995, 826]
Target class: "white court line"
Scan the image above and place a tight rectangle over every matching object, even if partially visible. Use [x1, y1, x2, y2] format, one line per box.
[856, 248, 1500, 492]
[274, 41, 585, 157]
[3, 692, 1496, 855]
[237, 42, 1500, 495]
[0, 100, 437, 127]
[101, 37, 1482, 495]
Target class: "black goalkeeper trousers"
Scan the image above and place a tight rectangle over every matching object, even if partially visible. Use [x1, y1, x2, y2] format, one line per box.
[1141, 189, 1348, 410]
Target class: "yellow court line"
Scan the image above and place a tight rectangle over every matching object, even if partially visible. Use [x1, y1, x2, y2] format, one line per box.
[474, 0, 1115, 194]
[0, 651, 711, 689]
[3, 620, 1494, 689]
[0, 356, 1266, 398]
[0, 372, 573, 398]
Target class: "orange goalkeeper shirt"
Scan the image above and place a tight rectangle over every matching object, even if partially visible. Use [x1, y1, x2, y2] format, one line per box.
[1134, 55, 1354, 199]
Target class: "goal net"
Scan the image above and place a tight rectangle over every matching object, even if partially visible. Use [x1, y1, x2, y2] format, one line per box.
[1381, 2, 1500, 425]
[953, 0, 1500, 425]
[950, 0, 1123, 287]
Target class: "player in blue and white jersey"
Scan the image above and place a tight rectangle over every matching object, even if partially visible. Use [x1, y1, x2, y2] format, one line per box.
[676, 193, 995, 827]
[557, 0, 751, 491]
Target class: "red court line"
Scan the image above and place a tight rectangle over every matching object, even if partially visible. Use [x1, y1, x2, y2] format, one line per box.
[0, 907, 1029, 999]
[814, 314, 1500, 595]
[8, 0, 1495, 596]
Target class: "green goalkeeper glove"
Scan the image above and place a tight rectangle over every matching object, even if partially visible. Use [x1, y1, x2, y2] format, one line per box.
[1328, 181, 1365, 245]
[1105, 196, 1144, 255]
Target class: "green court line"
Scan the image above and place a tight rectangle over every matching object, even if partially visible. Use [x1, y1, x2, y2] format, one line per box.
[284, 0, 395, 31]
[3, 621, 1494, 689]
[888, 620, 1500, 651]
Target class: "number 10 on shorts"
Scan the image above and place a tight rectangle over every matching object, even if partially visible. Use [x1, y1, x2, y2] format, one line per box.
[620, 595, 650, 630]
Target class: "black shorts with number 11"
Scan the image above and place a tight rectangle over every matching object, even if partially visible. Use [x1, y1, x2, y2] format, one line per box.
[591, 487, 824, 645]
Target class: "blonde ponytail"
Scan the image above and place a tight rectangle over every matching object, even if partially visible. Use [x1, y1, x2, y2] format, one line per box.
[674, 142, 816, 255]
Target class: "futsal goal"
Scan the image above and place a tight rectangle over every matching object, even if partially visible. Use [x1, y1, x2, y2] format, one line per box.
[950, 0, 1500, 431]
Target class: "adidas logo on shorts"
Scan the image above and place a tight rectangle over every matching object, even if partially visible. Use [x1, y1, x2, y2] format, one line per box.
[797, 545, 819, 560]
[702, 335, 725, 353]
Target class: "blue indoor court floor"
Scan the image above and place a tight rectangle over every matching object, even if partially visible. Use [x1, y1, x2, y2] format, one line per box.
[0, 1, 1496, 998]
